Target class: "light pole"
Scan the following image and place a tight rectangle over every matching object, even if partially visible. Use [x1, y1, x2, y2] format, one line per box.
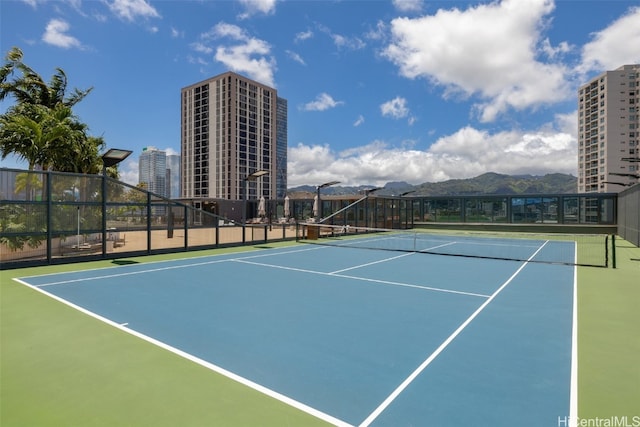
[242, 170, 269, 243]
[242, 170, 269, 224]
[101, 148, 132, 254]
[315, 180, 340, 223]
[363, 187, 381, 228]
[399, 190, 416, 228]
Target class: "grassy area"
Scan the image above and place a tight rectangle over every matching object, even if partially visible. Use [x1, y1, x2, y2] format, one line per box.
[2, 239, 638, 425]
[577, 238, 640, 419]
[1, 245, 330, 427]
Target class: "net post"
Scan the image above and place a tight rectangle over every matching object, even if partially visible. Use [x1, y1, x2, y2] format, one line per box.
[295, 222, 301, 241]
[611, 234, 616, 269]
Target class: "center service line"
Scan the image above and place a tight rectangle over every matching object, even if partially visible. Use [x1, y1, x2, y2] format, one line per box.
[358, 241, 551, 427]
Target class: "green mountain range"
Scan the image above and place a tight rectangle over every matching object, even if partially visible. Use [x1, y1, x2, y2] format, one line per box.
[289, 173, 577, 197]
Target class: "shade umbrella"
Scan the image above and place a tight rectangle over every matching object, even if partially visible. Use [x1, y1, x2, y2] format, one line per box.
[258, 196, 266, 217]
[312, 195, 318, 219]
[283, 195, 290, 218]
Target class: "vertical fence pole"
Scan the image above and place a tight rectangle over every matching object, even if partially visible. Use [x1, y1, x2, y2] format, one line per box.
[611, 234, 616, 269]
[146, 192, 151, 254]
[102, 171, 107, 256]
[183, 204, 188, 250]
[46, 171, 52, 263]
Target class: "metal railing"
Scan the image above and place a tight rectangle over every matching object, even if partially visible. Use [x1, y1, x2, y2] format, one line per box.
[617, 184, 640, 247]
[0, 169, 295, 269]
[0, 168, 626, 269]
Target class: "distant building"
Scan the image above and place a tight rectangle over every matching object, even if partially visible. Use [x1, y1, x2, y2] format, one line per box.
[166, 154, 181, 199]
[139, 146, 167, 197]
[276, 97, 288, 199]
[578, 64, 640, 193]
[180, 71, 287, 205]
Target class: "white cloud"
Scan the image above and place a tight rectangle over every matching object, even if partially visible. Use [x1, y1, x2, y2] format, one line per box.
[578, 6, 640, 74]
[332, 33, 366, 50]
[354, 115, 365, 127]
[237, 0, 277, 19]
[392, 0, 423, 13]
[383, 0, 570, 122]
[286, 50, 306, 65]
[187, 55, 208, 66]
[190, 42, 213, 54]
[295, 30, 313, 43]
[317, 24, 366, 51]
[215, 40, 276, 87]
[540, 38, 572, 60]
[107, 0, 160, 22]
[21, 0, 39, 8]
[208, 22, 247, 40]
[195, 22, 277, 87]
[365, 20, 387, 41]
[42, 18, 83, 49]
[302, 93, 343, 111]
[119, 159, 139, 185]
[287, 125, 577, 187]
[553, 111, 577, 137]
[380, 96, 409, 119]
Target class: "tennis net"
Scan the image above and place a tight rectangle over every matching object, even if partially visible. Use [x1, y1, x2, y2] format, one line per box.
[296, 223, 611, 267]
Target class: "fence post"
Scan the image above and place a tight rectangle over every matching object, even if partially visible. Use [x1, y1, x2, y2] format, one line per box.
[146, 192, 151, 254]
[46, 171, 52, 263]
[101, 171, 107, 256]
[183, 204, 188, 250]
[611, 234, 616, 269]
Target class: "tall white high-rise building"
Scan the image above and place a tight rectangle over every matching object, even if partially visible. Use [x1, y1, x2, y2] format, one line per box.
[166, 154, 181, 199]
[180, 71, 287, 202]
[138, 146, 167, 197]
[578, 64, 640, 193]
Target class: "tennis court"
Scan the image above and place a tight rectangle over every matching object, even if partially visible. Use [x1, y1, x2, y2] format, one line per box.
[14, 231, 577, 427]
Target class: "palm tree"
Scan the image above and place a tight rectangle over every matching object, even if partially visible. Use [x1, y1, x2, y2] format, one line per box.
[0, 103, 86, 171]
[1, 47, 93, 109]
[1, 46, 99, 172]
[59, 136, 107, 177]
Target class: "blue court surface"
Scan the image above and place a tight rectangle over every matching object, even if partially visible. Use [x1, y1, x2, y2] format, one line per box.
[18, 241, 576, 427]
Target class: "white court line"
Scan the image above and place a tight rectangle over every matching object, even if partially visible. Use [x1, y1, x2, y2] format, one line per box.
[357, 240, 551, 427]
[329, 252, 415, 274]
[232, 258, 490, 299]
[13, 277, 353, 427]
[30, 246, 327, 288]
[21, 247, 323, 286]
[328, 242, 456, 274]
[417, 242, 457, 252]
[570, 242, 578, 427]
[34, 258, 233, 287]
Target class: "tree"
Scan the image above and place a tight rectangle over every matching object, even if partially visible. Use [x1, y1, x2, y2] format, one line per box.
[0, 103, 87, 171]
[0, 46, 105, 174]
[1, 47, 93, 109]
[14, 171, 43, 200]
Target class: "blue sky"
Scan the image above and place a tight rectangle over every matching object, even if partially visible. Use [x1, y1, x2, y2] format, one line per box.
[1, 0, 639, 187]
